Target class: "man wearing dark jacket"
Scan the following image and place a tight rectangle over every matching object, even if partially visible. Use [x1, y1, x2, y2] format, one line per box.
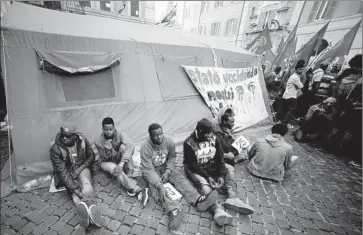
[213, 113, 247, 165]
[183, 118, 254, 227]
[50, 122, 104, 229]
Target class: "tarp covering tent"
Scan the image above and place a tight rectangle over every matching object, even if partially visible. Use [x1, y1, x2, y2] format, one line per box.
[0, 2, 271, 194]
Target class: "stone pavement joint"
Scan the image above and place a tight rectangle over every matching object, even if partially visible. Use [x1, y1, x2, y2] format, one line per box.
[1, 129, 361, 235]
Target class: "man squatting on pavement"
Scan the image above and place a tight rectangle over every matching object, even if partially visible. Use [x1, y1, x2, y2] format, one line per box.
[183, 118, 254, 227]
[94, 117, 148, 206]
[50, 122, 105, 229]
[140, 123, 218, 230]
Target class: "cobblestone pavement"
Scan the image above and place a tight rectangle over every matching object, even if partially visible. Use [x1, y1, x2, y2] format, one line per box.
[1, 128, 362, 235]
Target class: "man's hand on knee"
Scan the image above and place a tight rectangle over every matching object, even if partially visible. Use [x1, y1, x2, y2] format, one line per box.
[73, 188, 83, 199]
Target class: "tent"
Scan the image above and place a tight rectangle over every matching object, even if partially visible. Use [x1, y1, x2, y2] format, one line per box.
[0, 2, 271, 194]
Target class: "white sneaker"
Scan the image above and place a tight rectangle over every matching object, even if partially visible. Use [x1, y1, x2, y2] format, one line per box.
[77, 202, 90, 228]
[287, 124, 294, 129]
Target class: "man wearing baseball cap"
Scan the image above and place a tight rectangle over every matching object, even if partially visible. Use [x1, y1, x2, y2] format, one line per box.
[183, 118, 254, 227]
[50, 122, 105, 229]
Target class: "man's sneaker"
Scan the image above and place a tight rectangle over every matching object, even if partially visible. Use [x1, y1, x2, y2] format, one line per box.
[127, 189, 137, 197]
[196, 190, 218, 212]
[168, 208, 184, 230]
[77, 201, 90, 228]
[137, 188, 149, 207]
[214, 200, 233, 226]
[224, 198, 254, 215]
[287, 124, 294, 129]
[88, 205, 105, 228]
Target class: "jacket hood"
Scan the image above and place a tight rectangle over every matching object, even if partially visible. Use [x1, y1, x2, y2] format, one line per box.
[264, 134, 285, 148]
[217, 106, 235, 124]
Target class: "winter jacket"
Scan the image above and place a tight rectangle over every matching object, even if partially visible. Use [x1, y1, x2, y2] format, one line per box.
[50, 132, 95, 192]
[183, 132, 226, 180]
[94, 129, 135, 165]
[140, 137, 176, 188]
[214, 125, 238, 156]
[247, 134, 293, 182]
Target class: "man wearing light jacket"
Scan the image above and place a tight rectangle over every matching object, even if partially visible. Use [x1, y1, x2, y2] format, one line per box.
[50, 122, 105, 229]
[94, 117, 148, 206]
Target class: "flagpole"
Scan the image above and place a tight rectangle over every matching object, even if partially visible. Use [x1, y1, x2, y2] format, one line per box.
[235, 1, 246, 46]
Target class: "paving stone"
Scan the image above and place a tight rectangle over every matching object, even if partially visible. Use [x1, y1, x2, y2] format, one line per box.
[32, 223, 49, 235]
[312, 220, 331, 231]
[129, 206, 142, 217]
[51, 220, 67, 232]
[106, 220, 121, 232]
[200, 218, 211, 228]
[71, 227, 86, 235]
[225, 225, 237, 235]
[188, 214, 200, 224]
[304, 228, 321, 235]
[252, 222, 265, 234]
[42, 215, 59, 228]
[123, 215, 137, 226]
[156, 224, 168, 235]
[130, 224, 144, 234]
[186, 223, 199, 233]
[211, 222, 225, 233]
[43, 205, 58, 215]
[18, 222, 37, 235]
[288, 219, 304, 231]
[60, 211, 75, 223]
[117, 225, 131, 235]
[52, 207, 67, 217]
[143, 227, 156, 235]
[265, 224, 279, 234]
[280, 229, 294, 235]
[58, 225, 74, 235]
[147, 218, 159, 230]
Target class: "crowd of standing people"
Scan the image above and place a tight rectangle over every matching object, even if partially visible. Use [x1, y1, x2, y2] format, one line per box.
[265, 54, 362, 166]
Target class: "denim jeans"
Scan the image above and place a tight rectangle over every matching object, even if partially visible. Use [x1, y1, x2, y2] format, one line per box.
[185, 163, 237, 197]
[145, 165, 201, 212]
[71, 168, 94, 205]
[100, 161, 138, 191]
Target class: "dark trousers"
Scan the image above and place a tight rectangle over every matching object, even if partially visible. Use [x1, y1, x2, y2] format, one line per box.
[282, 98, 297, 124]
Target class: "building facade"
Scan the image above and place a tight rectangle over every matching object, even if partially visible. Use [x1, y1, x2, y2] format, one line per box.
[291, 1, 362, 61]
[238, 1, 298, 53]
[12, 1, 155, 24]
[172, 1, 247, 44]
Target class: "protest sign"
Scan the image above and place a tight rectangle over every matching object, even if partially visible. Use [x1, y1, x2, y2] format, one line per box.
[182, 64, 268, 131]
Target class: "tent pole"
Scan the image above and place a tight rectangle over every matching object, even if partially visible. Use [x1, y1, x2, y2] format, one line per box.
[235, 1, 246, 46]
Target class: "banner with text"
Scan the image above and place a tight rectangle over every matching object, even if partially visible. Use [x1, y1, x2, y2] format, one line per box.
[182, 65, 269, 131]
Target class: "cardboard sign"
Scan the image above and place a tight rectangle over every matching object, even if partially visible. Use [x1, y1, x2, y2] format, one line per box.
[231, 135, 250, 154]
[163, 183, 182, 201]
[182, 64, 268, 132]
[49, 176, 66, 193]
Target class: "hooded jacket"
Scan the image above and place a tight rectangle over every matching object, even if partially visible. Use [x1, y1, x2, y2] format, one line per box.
[50, 132, 95, 192]
[247, 134, 293, 182]
[183, 131, 226, 179]
[212, 107, 234, 133]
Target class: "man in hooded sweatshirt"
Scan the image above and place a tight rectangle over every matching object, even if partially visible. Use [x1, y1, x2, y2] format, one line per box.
[184, 118, 254, 227]
[94, 117, 148, 206]
[247, 123, 298, 182]
[50, 122, 105, 229]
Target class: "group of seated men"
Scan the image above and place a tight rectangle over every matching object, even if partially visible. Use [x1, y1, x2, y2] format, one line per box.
[50, 112, 298, 231]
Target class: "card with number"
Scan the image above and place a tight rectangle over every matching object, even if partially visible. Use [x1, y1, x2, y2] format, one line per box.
[231, 135, 250, 154]
[163, 182, 182, 201]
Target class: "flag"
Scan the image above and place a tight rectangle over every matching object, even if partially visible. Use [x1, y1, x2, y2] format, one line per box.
[157, 4, 177, 26]
[272, 24, 298, 71]
[245, 27, 273, 55]
[276, 36, 284, 54]
[311, 19, 361, 69]
[262, 49, 276, 73]
[289, 21, 330, 67]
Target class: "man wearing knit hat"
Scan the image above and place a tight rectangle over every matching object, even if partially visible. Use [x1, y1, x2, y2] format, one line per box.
[50, 122, 105, 229]
[280, 60, 305, 128]
[183, 118, 254, 227]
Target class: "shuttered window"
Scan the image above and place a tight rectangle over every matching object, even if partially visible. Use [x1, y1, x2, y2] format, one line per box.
[309, 1, 338, 21]
[225, 18, 238, 35]
[210, 22, 221, 36]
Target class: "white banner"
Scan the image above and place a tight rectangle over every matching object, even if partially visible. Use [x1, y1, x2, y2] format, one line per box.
[182, 64, 269, 131]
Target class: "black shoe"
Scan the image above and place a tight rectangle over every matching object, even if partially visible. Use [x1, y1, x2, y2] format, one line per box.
[168, 208, 184, 230]
[137, 188, 149, 207]
[196, 190, 219, 212]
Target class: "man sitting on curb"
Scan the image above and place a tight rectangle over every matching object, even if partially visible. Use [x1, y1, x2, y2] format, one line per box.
[50, 122, 105, 229]
[184, 118, 254, 227]
[247, 123, 298, 182]
[213, 113, 247, 165]
[141, 123, 217, 230]
[94, 117, 148, 206]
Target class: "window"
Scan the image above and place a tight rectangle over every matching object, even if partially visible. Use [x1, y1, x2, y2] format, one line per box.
[184, 5, 191, 19]
[257, 10, 275, 30]
[100, 1, 111, 11]
[131, 0, 139, 17]
[251, 7, 256, 16]
[79, 1, 91, 7]
[210, 22, 220, 36]
[225, 18, 238, 35]
[214, 1, 224, 8]
[309, 1, 338, 21]
[201, 1, 206, 13]
[198, 25, 207, 35]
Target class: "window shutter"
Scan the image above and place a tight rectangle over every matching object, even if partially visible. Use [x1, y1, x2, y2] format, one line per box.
[257, 12, 267, 30]
[201, 1, 205, 13]
[308, 1, 319, 22]
[225, 19, 231, 35]
[323, 0, 337, 19]
[267, 11, 275, 29]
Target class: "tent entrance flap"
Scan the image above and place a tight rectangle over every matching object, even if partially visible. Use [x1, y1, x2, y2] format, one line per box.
[35, 50, 120, 74]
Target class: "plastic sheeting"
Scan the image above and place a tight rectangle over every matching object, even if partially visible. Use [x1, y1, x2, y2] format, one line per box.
[0, 3, 271, 189]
